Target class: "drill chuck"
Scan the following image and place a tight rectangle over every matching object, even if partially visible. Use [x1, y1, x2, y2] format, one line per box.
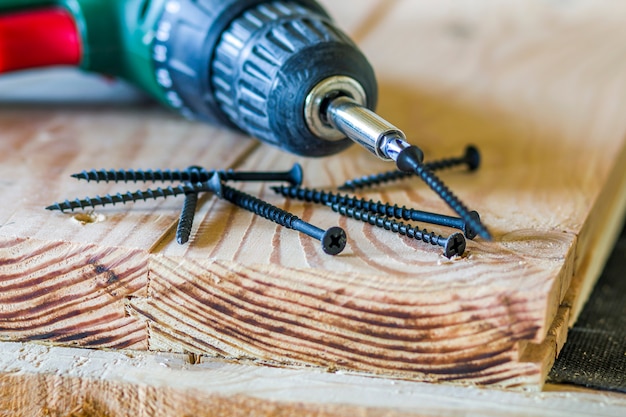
[153, 0, 378, 157]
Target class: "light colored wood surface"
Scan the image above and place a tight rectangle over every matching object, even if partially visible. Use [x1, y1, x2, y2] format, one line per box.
[2, 0, 626, 400]
[1, 342, 625, 417]
[0, 106, 257, 352]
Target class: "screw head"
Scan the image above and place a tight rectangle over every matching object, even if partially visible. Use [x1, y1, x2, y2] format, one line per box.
[463, 210, 481, 240]
[396, 146, 425, 172]
[444, 232, 466, 258]
[465, 145, 481, 171]
[207, 172, 224, 198]
[288, 163, 304, 187]
[321, 226, 347, 255]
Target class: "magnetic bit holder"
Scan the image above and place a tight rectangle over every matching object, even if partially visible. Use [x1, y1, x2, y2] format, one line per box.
[306, 76, 417, 162]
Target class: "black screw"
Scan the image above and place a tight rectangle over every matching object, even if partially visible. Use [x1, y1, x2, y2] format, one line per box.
[175, 166, 210, 245]
[328, 203, 466, 258]
[219, 163, 303, 187]
[176, 190, 198, 245]
[205, 174, 346, 256]
[396, 147, 491, 241]
[272, 185, 480, 240]
[339, 145, 480, 191]
[427, 145, 480, 172]
[45, 183, 206, 212]
[398, 209, 481, 240]
[71, 168, 198, 183]
[71, 163, 303, 187]
[175, 167, 205, 245]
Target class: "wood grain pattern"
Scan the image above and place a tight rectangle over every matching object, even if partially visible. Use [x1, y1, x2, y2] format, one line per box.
[2, 0, 626, 393]
[1, 342, 625, 417]
[136, 142, 580, 387]
[0, 107, 257, 350]
[136, 257, 549, 386]
[0, 238, 146, 349]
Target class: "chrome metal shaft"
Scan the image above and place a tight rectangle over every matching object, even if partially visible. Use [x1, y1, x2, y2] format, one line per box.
[325, 96, 413, 161]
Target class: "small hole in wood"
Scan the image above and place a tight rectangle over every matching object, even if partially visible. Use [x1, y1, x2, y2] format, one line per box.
[72, 212, 105, 225]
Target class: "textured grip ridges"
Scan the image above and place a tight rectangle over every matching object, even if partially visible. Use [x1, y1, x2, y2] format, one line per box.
[212, 2, 349, 146]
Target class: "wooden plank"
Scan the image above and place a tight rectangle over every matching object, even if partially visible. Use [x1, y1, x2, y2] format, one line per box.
[2, 0, 626, 391]
[1, 342, 625, 417]
[0, 106, 257, 350]
[131, 146, 572, 387]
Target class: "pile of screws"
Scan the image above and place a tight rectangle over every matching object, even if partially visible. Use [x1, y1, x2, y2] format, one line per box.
[46, 146, 483, 258]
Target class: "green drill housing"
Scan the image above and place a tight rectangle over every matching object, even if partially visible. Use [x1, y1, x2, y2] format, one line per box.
[0, 0, 168, 103]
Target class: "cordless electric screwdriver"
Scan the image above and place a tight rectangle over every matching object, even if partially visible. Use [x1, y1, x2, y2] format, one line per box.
[0, 0, 491, 239]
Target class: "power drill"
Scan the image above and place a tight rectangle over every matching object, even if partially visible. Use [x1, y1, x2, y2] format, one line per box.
[0, 0, 491, 239]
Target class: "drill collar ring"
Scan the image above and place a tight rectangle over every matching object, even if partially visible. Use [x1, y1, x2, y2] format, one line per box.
[304, 76, 367, 142]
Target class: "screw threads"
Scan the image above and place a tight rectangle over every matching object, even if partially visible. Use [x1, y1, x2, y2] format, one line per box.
[176, 191, 199, 245]
[273, 185, 404, 217]
[45, 184, 201, 212]
[71, 169, 209, 183]
[425, 145, 480, 172]
[272, 185, 478, 239]
[271, 185, 347, 206]
[413, 164, 491, 240]
[71, 164, 303, 186]
[50, 152, 484, 254]
[211, 179, 346, 255]
[339, 171, 412, 191]
[223, 185, 298, 229]
[328, 203, 465, 258]
[339, 145, 481, 191]
[425, 155, 467, 172]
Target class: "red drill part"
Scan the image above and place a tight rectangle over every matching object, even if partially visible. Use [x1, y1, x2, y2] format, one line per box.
[0, 7, 81, 73]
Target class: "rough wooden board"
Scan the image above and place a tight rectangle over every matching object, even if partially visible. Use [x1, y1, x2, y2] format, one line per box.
[1, 342, 625, 417]
[2, 0, 626, 391]
[131, 146, 580, 388]
[0, 106, 257, 349]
